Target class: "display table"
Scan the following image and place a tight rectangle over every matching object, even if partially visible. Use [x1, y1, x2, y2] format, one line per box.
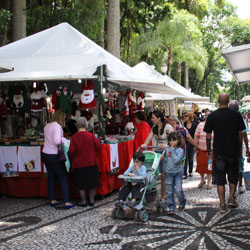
[0, 140, 134, 197]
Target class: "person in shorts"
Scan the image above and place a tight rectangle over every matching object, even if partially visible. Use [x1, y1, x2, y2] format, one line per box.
[204, 93, 245, 213]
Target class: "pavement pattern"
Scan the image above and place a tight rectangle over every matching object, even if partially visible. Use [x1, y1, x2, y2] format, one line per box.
[1, 173, 250, 250]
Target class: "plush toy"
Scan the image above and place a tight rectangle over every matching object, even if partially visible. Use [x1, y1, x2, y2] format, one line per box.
[13, 86, 24, 110]
[8, 84, 28, 115]
[137, 92, 145, 111]
[30, 86, 44, 112]
[79, 80, 96, 109]
[128, 90, 137, 121]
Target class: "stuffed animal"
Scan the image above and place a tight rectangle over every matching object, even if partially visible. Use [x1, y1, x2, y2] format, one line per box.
[137, 92, 145, 111]
[79, 80, 96, 109]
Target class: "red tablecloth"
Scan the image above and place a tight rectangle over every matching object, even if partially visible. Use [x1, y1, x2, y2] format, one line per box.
[0, 140, 134, 197]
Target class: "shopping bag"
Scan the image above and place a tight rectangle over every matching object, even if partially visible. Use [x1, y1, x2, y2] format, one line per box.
[58, 144, 66, 162]
[243, 171, 250, 191]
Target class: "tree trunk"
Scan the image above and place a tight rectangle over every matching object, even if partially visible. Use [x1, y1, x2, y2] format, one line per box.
[177, 61, 182, 84]
[167, 45, 173, 76]
[12, 0, 26, 42]
[237, 83, 240, 101]
[184, 61, 189, 90]
[107, 0, 120, 58]
[99, 0, 105, 48]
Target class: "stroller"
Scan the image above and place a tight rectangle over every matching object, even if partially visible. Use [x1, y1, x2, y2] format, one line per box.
[112, 146, 162, 222]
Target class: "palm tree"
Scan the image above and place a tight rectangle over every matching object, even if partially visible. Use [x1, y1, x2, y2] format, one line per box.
[131, 9, 208, 88]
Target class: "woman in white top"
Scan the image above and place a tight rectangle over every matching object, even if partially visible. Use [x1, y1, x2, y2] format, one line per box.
[141, 111, 174, 201]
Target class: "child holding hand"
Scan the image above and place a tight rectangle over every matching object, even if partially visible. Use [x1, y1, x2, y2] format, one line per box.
[117, 151, 146, 207]
[161, 131, 186, 215]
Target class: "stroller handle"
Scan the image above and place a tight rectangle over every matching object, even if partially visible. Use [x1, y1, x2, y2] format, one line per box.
[136, 146, 164, 152]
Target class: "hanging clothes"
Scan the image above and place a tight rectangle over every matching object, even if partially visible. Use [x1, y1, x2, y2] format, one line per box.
[58, 88, 73, 114]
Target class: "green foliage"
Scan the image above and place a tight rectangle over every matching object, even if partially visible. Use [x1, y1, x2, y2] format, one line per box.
[120, 0, 173, 63]
[0, 9, 11, 32]
[130, 9, 208, 83]
[26, 0, 104, 43]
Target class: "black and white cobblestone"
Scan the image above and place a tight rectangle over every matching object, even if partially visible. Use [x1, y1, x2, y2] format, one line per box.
[1, 172, 250, 250]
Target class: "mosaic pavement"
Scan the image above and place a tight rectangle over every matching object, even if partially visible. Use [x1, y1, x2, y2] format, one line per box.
[1, 173, 250, 250]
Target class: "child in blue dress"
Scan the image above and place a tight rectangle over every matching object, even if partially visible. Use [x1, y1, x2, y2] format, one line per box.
[161, 131, 186, 215]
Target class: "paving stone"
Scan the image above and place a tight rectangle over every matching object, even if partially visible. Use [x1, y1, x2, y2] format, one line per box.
[1, 171, 250, 249]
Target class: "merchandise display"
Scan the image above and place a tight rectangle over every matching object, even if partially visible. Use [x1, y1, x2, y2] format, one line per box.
[0, 80, 147, 198]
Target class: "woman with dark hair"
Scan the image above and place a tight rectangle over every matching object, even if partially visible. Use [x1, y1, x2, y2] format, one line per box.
[134, 111, 151, 151]
[141, 110, 174, 202]
[183, 112, 198, 179]
[142, 111, 173, 148]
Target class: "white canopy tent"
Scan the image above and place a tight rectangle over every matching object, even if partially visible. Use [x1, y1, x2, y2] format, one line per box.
[0, 22, 188, 96]
[133, 62, 210, 102]
[222, 44, 250, 84]
[145, 92, 210, 102]
[0, 64, 14, 73]
[241, 95, 250, 102]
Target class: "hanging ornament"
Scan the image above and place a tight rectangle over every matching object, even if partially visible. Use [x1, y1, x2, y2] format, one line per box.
[79, 80, 96, 109]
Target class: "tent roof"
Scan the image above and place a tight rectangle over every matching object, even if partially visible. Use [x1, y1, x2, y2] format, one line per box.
[222, 44, 250, 84]
[134, 62, 210, 101]
[0, 23, 187, 95]
[145, 92, 210, 102]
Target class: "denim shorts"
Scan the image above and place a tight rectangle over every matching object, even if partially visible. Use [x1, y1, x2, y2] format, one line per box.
[213, 155, 239, 185]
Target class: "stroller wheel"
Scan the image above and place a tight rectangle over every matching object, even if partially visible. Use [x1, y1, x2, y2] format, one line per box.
[112, 207, 125, 220]
[138, 210, 149, 222]
[112, 207, 118, 219]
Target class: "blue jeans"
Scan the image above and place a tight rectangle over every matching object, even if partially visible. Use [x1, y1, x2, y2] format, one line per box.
[166, 172, 186, 211]
[41, 152, 70, 203]
[184, 142, 194, 176]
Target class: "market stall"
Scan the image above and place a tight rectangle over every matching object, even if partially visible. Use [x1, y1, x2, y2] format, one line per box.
[0, 23, 192, 198]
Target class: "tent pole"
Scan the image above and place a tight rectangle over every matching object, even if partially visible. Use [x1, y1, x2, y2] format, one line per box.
[99, 65, 104, 116]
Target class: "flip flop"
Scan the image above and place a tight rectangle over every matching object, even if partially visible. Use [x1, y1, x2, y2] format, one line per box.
[198, 181, 206, 188]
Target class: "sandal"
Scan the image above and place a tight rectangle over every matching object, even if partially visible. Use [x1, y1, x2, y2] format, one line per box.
[198, 181, 206, 188]
[207, 184, 212, 189]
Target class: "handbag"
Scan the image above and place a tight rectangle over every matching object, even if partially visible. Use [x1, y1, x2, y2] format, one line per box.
[58, 144, 66, 162]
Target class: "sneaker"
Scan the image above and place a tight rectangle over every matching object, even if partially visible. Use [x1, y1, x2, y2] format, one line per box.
[50, 201, 61, 207]
[239, 186, 245, 194]
[64, 203, 75, 209]
[168, 210, 175, 215]
[115, 201, 125, 207]
[219, 205, 228, 213]
[228, 199, 238, 208]
[178, 204, 185, 212]
[183, 175, 187, 179]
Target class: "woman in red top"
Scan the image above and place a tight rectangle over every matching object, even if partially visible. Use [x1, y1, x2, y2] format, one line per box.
[134, 111, 151, 152]
[68, 117, 101, 207]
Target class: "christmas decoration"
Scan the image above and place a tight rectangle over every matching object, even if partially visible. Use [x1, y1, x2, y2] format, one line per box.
[79, 80, 96, 109]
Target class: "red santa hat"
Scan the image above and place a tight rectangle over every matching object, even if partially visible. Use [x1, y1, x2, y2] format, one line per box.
[78, 80, 96, 109]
